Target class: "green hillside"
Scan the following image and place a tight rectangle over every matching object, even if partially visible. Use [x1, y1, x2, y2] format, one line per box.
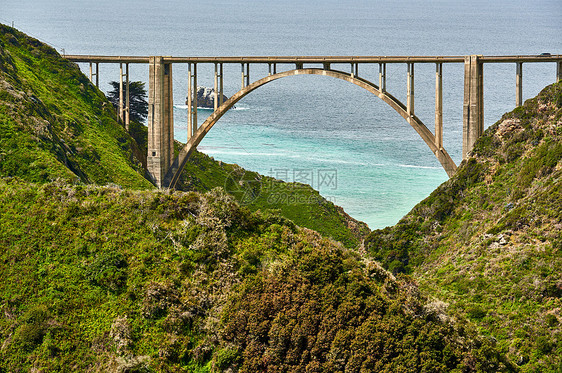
[0, 24, 151, 189]
[0, 179, 512, 372]
[365, 82, 562, 371]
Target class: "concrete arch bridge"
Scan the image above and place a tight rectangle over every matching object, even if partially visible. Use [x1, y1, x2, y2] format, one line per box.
[65, 54, 562, 188]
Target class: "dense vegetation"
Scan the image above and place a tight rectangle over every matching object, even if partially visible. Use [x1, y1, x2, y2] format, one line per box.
[366, 82, 562, 371]
[0, 179, 513, 372]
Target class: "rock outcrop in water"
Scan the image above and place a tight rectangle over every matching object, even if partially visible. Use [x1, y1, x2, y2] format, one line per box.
[186, 86, 229, 109]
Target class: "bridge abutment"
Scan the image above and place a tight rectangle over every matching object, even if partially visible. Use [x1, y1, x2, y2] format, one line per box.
[147, 56, 174, 188]
[463, 55, 484, 159]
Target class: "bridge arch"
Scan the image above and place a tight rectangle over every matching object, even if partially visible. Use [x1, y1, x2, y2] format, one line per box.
[164, 68, 457, 188]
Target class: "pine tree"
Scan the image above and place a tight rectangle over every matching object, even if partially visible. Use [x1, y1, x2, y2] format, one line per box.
[106, 81, 149, 123]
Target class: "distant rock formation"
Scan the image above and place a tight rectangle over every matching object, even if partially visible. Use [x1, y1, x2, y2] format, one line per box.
[186, 86, 229, 109]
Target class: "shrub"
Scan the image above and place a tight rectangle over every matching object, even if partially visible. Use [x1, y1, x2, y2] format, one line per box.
[12, 305, 52, 351]
[86, 251, 128, 293]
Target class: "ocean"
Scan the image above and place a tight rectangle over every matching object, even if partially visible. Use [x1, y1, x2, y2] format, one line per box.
[1, 0, 561, 228]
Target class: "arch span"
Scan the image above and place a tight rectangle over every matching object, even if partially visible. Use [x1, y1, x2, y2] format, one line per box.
[164, 68, 457, 188]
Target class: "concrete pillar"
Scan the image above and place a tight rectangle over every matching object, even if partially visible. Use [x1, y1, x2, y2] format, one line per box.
[351, 63, 358, 78]
[516, 62, 523, 107]
[89, 62, 99, 88]
[214, 63, 219, 111]
[125, 63, 130, 131]
[557, 61, 562, 82]
[379, 63, 386, 92]
[219, 63, 224, 106]
[147, 56, 174, 188]
[407, 63, 414, 117]
[435, 63, 443, 149]
[119, 63, 124, 122]
[187, 63, 192, 140]
[463, 55, 484, 159]
[192, 63, 197, 135]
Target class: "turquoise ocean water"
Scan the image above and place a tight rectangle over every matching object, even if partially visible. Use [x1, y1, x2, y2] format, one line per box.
[2, 0, 561, 228]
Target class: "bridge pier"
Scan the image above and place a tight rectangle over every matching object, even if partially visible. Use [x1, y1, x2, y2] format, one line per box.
[516, 62, 523, 107]
[379, 63, 386, 92]
[407, 63, 415, 118]
[187, 63, 198, 140]
[147, 56, 175, 188]
[119, 63, 130, 130]
[435, 63, 443, 149]
[463, 55, 484, 159]
[89, 62, 99, 87]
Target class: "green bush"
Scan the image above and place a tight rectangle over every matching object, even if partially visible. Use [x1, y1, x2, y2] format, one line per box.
[86, 251, 128, 293]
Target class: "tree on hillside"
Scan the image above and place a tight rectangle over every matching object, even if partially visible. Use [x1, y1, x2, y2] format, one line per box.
[107, 81, 149, 123]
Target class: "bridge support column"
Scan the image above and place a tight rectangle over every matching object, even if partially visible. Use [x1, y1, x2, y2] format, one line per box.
[119, 64, 124, 123]
[219, 63, 224, 106]
[241, 63, 249, 89]
[379, 63, 386, 93]
[119, 63, 130, 130]
[214, 63, 219, 111]
[148, 56, 174, 188]
[187, 63, 198, 140]
[463, 55, 484, 159]
[435, 63, 443, 149]
[516, 62, 523, 107]
[89, 62, 99, 88]
[407, 63, 415, 118]
[557, 61, 562, 82]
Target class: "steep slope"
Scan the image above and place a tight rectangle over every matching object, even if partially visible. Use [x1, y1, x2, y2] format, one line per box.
[365, 82, 562, 370]
[0, 24, 152, 188]
[175, 149, 369, 248]
[0, 179, 513, 372]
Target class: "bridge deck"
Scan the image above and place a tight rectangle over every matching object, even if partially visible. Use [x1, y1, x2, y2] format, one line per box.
[64, 55, 562, 64]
